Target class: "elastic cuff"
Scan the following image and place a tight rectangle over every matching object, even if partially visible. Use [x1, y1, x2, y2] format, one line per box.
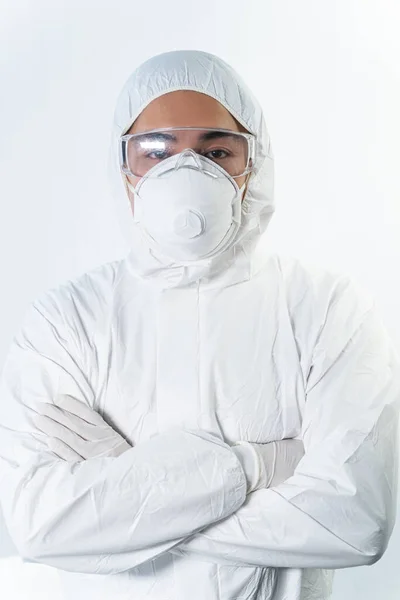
[233, 441, 264, 492]
[265, 441, 277, 487]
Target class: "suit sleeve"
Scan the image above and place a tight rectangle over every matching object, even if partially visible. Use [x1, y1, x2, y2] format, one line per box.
[0, 297, 246, 574]
[169, 283, 400, 569]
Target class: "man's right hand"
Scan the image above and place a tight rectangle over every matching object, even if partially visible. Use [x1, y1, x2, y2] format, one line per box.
[232, 439, 305, 493]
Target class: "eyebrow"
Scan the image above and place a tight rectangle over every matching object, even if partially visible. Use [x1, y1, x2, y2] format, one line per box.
[132, 130, 239, 143]
[198, 131, 238, 141]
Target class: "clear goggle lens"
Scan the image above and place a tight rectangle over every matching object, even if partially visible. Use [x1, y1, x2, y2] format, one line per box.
[119, 127, 255, 179]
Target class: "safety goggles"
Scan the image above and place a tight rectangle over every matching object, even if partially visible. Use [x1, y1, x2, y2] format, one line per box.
[119, 127, 256, 179]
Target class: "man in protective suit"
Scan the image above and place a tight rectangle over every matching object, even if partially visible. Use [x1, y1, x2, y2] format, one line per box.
[0, 50, 399, 600]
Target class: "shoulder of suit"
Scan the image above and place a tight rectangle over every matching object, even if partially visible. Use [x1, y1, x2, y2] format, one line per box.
[271, 252, 374, 323]
[28, 257, 128, 326]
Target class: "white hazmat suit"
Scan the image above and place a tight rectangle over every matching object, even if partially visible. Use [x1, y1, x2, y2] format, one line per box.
[0, 49, 400, 600]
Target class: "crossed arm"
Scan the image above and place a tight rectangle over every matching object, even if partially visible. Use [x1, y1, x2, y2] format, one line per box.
[0, 286, 399, 574]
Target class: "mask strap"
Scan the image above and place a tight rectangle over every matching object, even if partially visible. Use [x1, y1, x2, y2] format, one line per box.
[125, 178, 136, 195]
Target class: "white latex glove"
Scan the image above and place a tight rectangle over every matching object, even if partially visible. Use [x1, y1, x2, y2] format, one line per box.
[232, 439, 305, 493]
[32, 394, 132, 461]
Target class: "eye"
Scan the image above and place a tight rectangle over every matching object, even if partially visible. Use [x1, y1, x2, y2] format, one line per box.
[204, 149, 230, 160]
[145, 150, 170, 160]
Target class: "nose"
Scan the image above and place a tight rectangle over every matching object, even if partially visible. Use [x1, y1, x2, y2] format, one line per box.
[174, 149, 203, 171]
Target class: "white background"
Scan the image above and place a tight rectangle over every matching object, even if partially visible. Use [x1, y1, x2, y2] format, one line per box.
[0, 0, 399, 597]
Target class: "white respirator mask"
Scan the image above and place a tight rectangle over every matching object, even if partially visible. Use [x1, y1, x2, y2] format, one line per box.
[125, 150, 245, 263]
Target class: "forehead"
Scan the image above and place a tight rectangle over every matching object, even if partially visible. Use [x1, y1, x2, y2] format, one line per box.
[128, 90, 246, 134]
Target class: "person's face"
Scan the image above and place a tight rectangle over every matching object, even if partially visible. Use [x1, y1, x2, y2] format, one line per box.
[123, 90, 251, 208]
